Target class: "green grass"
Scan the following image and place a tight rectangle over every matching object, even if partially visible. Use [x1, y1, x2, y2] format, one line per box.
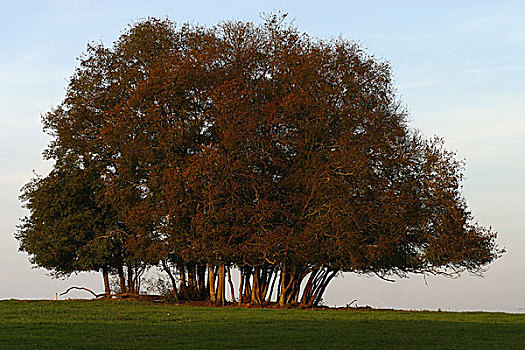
[0, 300, 524, 349]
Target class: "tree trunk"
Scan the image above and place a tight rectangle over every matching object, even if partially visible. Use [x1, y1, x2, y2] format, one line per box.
[208, 264, 216, 304]
[227, 266, 236, 303]
[197, 264, 206, 299]
[238, 268, 244, 306]
[261, 266, 273, 302]
[188, 264, 196, 290]
[300, 269, 319, 305]
[161, 260, 179, 302]
[179, 264, 187, 300]
[275, 266, 282, 303]
[279, 264, 286, 307]
[267, 268, 279, 302]
[102, 266, 110, 297]
[244, 268, 252, 304]
[251, 268, 260, 305]
[313, 270, 338, 306]
[280, 264, 298, 307]
[127, 265, 134, 294]
[118, 265, 127, 294]
[216, 263, 226, 306]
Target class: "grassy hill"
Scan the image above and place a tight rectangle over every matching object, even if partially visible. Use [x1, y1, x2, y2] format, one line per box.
[1, 300, 523, 349]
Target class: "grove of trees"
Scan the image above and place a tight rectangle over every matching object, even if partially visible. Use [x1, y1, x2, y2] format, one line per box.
[16, 15, 502, 307]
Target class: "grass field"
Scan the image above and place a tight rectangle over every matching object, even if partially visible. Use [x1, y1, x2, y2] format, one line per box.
[0, 300, 524, 349]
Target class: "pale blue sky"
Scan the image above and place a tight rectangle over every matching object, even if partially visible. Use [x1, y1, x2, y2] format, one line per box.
[1, 1, 523, 311]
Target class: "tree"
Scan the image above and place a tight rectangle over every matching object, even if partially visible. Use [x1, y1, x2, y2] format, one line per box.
[16, 163, 123, 295]
[17, 14, 502, 306]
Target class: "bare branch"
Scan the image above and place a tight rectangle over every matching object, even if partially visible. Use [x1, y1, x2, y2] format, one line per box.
[60, 286, 105, 298]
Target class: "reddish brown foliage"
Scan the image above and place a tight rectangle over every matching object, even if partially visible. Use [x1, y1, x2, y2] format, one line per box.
[17, 15, 502, 307]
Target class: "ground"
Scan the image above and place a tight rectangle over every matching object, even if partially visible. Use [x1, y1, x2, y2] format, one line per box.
[0, 300, 523, 349]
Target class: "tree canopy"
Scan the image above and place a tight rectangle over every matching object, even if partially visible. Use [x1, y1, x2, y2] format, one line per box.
[17, 15, 502, 306]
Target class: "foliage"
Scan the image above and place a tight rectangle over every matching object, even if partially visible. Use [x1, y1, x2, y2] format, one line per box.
[16, 165, 121, 276]
[17, 14, 502, 306]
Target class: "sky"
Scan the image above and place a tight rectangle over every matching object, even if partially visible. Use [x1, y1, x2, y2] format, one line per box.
[1, 1, 523, 312]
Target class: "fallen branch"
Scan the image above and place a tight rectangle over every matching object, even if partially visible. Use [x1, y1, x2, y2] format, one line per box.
[111, 293, 163, 301]
[59, 287, 164, 301]
[60, 286, 106, 298]
[347, 299, 358, 307]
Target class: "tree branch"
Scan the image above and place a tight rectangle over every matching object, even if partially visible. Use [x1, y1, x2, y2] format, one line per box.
[60, 286, 105, 298]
